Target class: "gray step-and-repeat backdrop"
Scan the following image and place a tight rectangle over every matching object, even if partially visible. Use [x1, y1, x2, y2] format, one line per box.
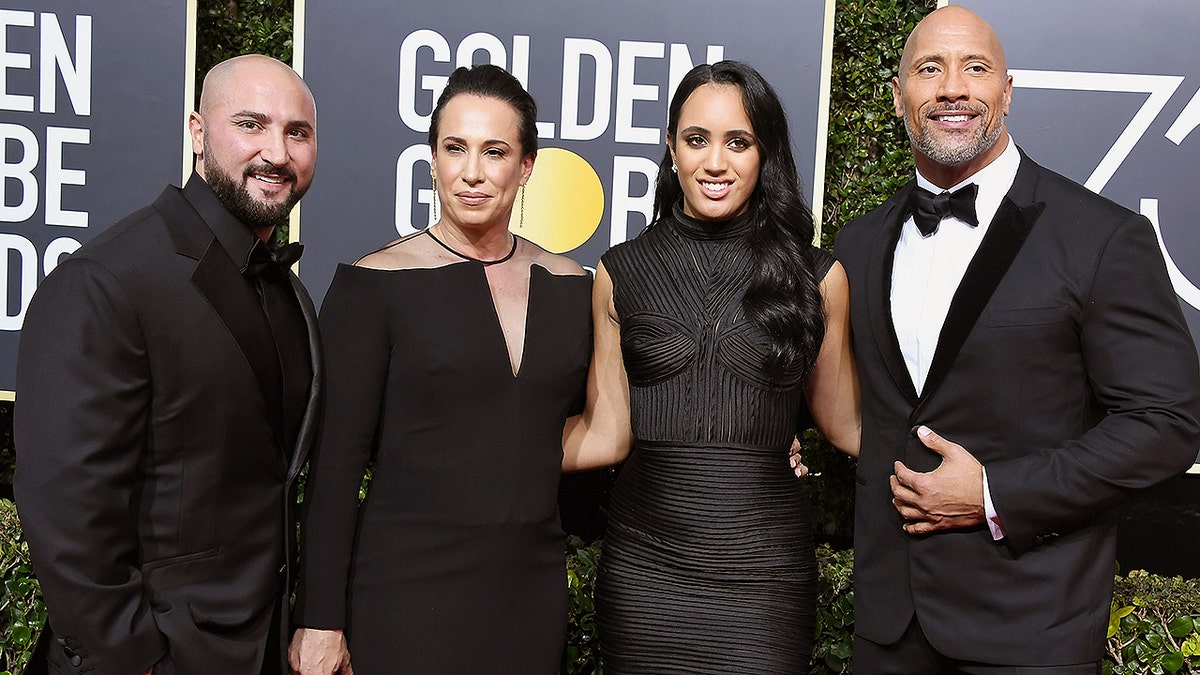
[292, 0, 836, 303]
[951, 0, 1200, 468]
[0, 0, 192, 395]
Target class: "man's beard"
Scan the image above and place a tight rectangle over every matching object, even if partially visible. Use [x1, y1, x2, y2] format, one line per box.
[206, 162, 302, 233]
[904, 105, 1003, 167]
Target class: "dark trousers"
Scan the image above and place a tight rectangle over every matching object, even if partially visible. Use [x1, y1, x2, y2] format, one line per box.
[854, 616, 1102, 675]
[24, 599, 285, 675]
[261, 587, 285, 675]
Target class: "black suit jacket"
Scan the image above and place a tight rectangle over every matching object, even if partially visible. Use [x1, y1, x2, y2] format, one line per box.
[14, 178, 322, 675]
[835, 150, 1200, 665]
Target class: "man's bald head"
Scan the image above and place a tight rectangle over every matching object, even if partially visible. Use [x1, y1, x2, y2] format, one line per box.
[189, 55, 317, 240]
[198, 55, 315, 121]
[892, 6, 1012, 187]
[898, 7, 1008, 85]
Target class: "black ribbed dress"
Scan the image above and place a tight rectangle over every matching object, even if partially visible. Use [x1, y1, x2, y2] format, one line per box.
[596, 205, 833, 672]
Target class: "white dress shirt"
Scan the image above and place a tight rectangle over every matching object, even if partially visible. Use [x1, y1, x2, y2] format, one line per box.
[890, 136, 1020, 539]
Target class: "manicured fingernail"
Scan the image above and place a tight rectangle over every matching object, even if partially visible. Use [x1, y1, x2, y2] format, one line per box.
[917, 425, 932, 438]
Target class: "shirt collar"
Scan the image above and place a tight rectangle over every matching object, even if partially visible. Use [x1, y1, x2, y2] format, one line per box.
[914, 135, 1020, 229]
[182, 172, 267, 274]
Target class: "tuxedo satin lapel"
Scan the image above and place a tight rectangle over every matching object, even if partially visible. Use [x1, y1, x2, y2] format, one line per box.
[157, 183, 285, 444]
[189, 238, 284, 443]
[157, 184, 285, 445]
[918, 158, 1046, 405]
[154, 186, 210, 258]
[870, 186, 920, 405]
[286, 270, 320, 482]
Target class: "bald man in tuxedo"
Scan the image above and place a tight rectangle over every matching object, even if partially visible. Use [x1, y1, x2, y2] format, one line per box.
[16, 55, 322, 675]
[836, 7, 1200, 671]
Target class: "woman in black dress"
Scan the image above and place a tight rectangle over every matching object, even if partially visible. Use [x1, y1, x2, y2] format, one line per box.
[563, 61, 860, 672]
[288, 65, 591, 674]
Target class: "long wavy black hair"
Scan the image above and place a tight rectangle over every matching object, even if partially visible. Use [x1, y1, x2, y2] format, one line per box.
[650, 60, 825, 381]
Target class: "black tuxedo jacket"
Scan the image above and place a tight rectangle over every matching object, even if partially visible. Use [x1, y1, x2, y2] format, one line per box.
[835, 150, 1200, 665]
[14, 180, 322, 675]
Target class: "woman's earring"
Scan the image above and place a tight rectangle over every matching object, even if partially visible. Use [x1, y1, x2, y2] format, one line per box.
[519, 184, 526, 228]
[671, 163, 678, 173]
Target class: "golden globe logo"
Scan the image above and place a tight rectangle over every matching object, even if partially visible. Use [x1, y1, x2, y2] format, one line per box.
[507, 148, 605, 254]
[393, 28, 725, 254]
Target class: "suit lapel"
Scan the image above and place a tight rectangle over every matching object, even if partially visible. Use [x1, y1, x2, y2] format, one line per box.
[286, 271, 321, 483]
[869, 185, 920, 405]
[918, 153, 1046, 406]
[155, 187, 284, 442]
[192, 248, 285, 438]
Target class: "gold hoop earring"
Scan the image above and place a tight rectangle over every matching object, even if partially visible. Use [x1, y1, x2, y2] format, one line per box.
[431, 173, 438, 222]
[519, 183, 526, 228]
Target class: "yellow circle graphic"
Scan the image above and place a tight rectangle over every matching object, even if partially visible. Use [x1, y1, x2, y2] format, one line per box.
[510, 147, 604, 253]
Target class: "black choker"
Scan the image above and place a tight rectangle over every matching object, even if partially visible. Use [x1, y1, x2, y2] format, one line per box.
[425, 228, 517, 266]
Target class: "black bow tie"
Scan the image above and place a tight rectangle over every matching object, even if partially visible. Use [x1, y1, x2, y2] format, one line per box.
[907, 184, 979, 236]
[246, 240, 304, 276]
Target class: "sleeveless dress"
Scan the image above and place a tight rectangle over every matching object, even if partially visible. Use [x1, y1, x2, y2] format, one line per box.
[596, 205, 834, 673]
[293, 254, 591, 673]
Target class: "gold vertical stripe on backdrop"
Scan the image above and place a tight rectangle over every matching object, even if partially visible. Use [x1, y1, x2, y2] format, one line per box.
[289, 0, 307, 260]
[182, 0, 198, 185]
[812, 0, 837, 241]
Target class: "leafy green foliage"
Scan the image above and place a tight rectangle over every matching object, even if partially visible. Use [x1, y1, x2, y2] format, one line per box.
[0, 403, 12, 487]
[1, 501, 44, 675]
[800, 429, 857, 540]
[196, 0, 293, 81]
[1106, 569, 1200, 674]
[563, 537, 603, 675]
[812, 545, 855, 674]
[820, 0, 935, 249]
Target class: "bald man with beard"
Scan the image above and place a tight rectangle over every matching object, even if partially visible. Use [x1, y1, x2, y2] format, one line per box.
[835, 7, 1200, 672]
[15, 55, 322, 675]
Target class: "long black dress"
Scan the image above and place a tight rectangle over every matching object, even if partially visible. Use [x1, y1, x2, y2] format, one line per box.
[293, 255, 591, 673]
[596, 205, 834, 672]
